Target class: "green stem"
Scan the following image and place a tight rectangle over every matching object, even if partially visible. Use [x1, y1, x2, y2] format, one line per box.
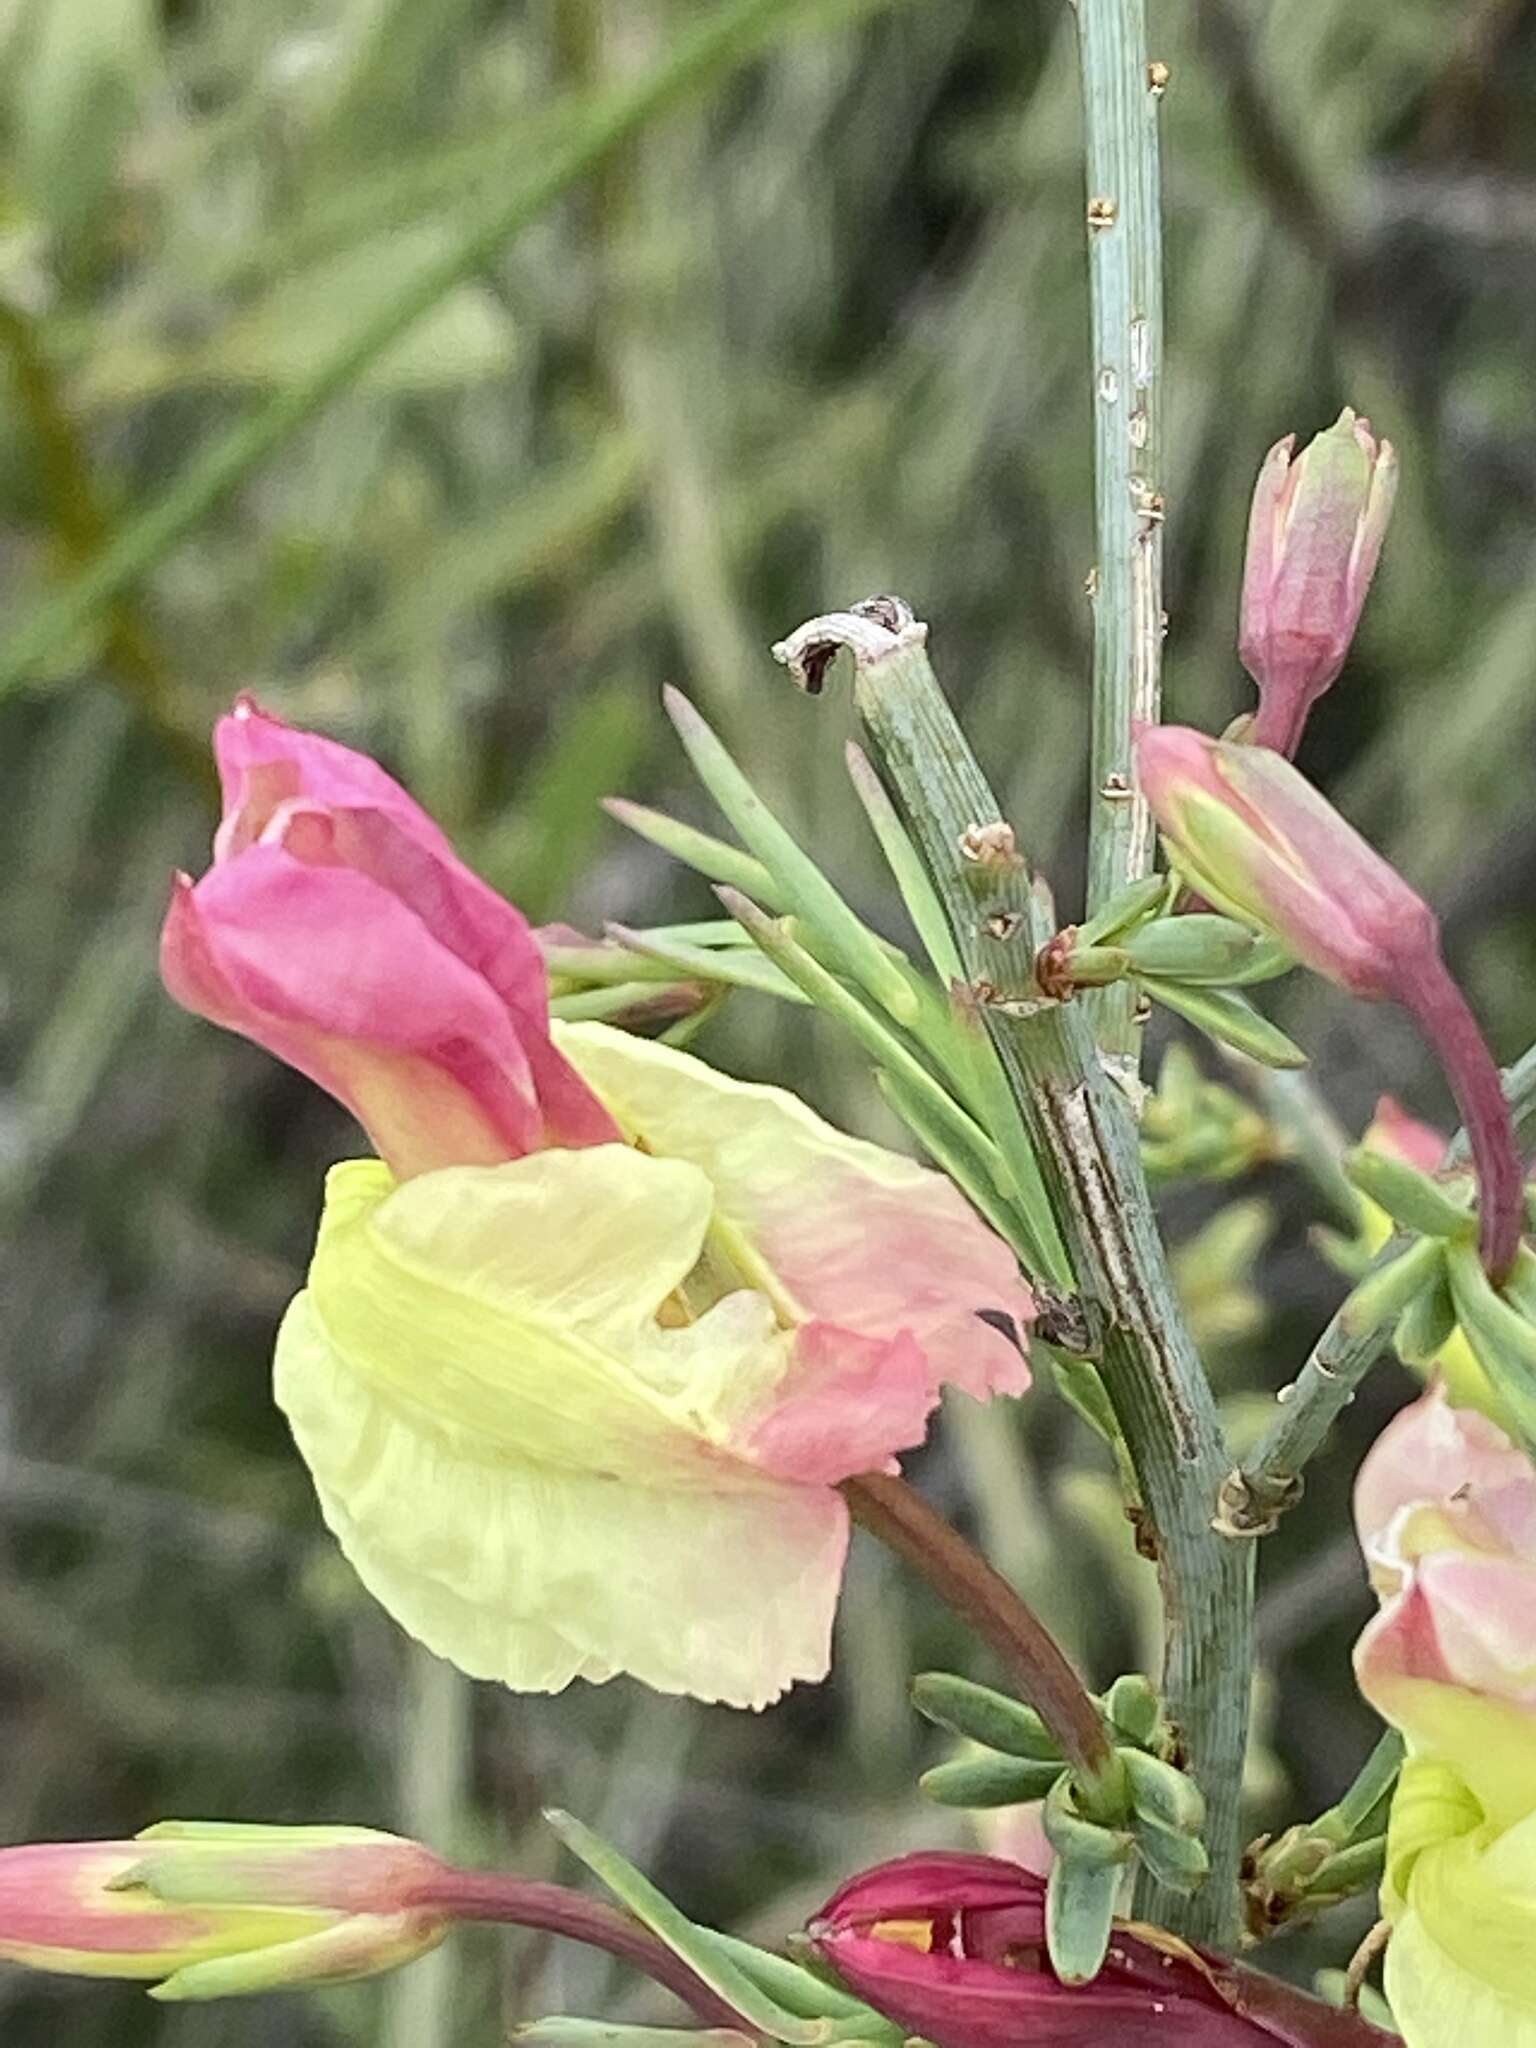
[777, 603, 1253, 1947]
[1224, 1042, 1536, 1534]
[841, 1472, 1119, 1802]
[1076, 0, 1166, 1062]
[0, 0, 891, 699]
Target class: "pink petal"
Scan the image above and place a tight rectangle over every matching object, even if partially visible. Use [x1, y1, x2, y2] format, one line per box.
[741, 1322, 936, 1484]
[1354, 1385, 1536, 1565]
[163, 851, 548, 1174]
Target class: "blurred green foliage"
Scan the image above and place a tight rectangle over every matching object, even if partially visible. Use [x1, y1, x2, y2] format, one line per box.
[0, 0, 1533, 2041]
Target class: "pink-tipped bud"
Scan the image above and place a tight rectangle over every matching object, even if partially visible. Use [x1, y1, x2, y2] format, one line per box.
[1133, 725, 1435, 1000]
[0, 1823, 447, 2001]
[1240, 410, 1397, 756]
[1135, 728, 1522, 1276]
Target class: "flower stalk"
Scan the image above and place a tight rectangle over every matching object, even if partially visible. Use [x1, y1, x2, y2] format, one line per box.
[1076, 0, 1167, 1063]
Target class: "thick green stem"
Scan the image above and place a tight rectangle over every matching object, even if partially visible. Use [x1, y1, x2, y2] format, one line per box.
[776, 605, 1253, 1947]
[1076, 0, 1166, 1062]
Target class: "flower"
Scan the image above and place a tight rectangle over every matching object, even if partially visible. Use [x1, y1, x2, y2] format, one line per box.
[1357, 1101, 1514, 1427]
[0, 1823, 446, 2000]
[1240, 409, 1397, 757]
[1134, 728, 1522, 1276]
[809, 1853, 1392, 2046]
[161, 697, 619, 1179]
[1354, 1387, 1536, 2047]
[166, 709, 1034, 1709]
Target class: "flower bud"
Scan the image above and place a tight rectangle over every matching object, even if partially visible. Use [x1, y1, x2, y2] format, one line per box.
[1133, 727, 1435, 1000]
[810, 1853, 1392, 2046]
[1135, 726, 1522, 1276]
[0, 1823, 447, 2000]
[1240, 410, 1397, 756]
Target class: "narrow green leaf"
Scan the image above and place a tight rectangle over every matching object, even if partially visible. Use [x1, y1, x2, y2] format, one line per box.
[717, 890, 1016, 1211]
[1304, 1836, 1387, 1901]
[549, 982, 706, 1025]
[604, 799, 787, 908]
[1343, 1148, 1474, 1240]
[919, 1754, 1066, 1807]
[544, 1810, 827, 2047]
[1075, 875, 1169, 949]
[910, 1673, 1064, 1761]
[696, 1932, 885, 2025]
[606, 924, 809, 1003]
[1444, 1241, 1536, 1446]
[1337, 1238, 1447, 1340]
[666, 688, 923, 1025]
[874, 1067, 1030, 1252]
[513, 2025, 753, 2048]
[1137, 977, 1308, 1070]
[1395, 1263, 1459, 1365]
[845, 740, 964, 984]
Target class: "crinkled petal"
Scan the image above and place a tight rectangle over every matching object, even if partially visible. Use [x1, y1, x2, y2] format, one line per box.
[1355, 1385, 1536, 1572]
[740, 1321, 934, 1484]
[554, 1022, 1032, 1400]
[300, 1152, 788, 1472]
[275, 1291, 846, 1707]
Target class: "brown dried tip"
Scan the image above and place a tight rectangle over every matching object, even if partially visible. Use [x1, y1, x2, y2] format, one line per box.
[770, 595, 921, 694]
[958, 820, 1023, 871]
[1034, 928, 1079, 1003]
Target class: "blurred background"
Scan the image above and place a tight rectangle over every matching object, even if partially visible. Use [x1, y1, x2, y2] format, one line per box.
[1, 0, 1534, 2040]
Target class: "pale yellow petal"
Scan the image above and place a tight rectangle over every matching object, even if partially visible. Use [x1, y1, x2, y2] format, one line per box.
[304, 1152, 781, 1473]
[275, 1293, 845, 1707]
[1388, 1899, 1536, 2048]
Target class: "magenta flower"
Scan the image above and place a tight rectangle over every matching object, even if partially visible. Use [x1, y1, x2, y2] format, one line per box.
[162, 697, 618, 1178]
[1240, 409, 1397, 757]
[810, 1853, 1392, 2047]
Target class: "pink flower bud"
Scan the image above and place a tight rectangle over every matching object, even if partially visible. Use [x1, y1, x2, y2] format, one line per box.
[161, 699, 617, 1177]
[0, 1824, 447, 2000]
[1240, 410, 1397, 756]
[810, 1854, 1392, 2047]
[1135, 727, 1522, 1274]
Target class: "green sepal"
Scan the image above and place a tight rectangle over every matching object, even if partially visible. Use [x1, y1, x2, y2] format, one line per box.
[1041, 1775, 1135, 1869]
[1131, 1814, 1209, 1895]
[1048, 1354, 1141, 1503]
[1044, 1855, 1121, 1987]
[1135, 977, 1308, 1070]
[1120, 1747, 1205, 1835]
[1395, 1262, 1459, 1365]
[1075, 875, 1169, 949]
[1064, 945, 1132, 988]
[1343, 1147, 1474, 1240]
[1303, 1835, 1387, 1902]
[1119, 914, 1263, 985]
[1099, 1674, 1161, 1750]
[1336, 1237, 1447, 1340]
[919, 1754, 1067, 1807]
[909, 1672, 1064, 1761]
[1502, 1246, 1536, 1324]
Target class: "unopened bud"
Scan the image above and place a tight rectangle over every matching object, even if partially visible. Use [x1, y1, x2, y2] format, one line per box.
[1240, 409, 1397, 756]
